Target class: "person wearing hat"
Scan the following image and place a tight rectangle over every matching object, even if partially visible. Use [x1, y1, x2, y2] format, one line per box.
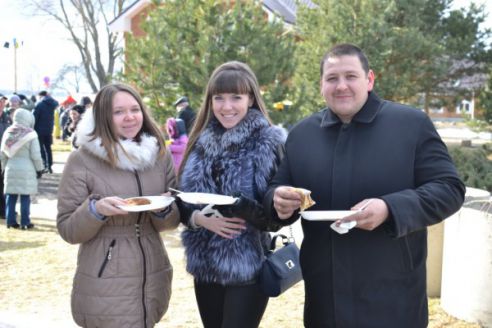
[63, 104, 86, 149]
[174, 96, 196, 134]
[17, 94, 35, 111]
[80, 96, 93, 110]
[59, 96, 77, 141]
[7, 95, 23, 120]
[33, 90, 59, 173]
[0, 94, 12, 220]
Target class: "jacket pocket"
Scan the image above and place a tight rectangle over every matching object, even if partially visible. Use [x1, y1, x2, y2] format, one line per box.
[98, 239, 116, 278]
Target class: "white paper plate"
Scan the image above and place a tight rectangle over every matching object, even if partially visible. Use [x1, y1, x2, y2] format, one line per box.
[118, 196, 175, 212]
[176, 192, 237, 205]
[301, 210, 359, 221]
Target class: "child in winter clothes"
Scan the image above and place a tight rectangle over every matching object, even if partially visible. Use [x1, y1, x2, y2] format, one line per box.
[165, 117, 188, 172]
[1, 108, 44, 229]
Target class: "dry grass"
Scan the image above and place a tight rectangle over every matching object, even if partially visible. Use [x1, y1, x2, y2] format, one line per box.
[0, 217, 481, 328]
[51, 139, 72, 152]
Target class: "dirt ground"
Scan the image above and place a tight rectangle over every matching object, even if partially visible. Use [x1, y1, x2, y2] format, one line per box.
[0, 219, 480, 328]
[0, 146, 482, 327]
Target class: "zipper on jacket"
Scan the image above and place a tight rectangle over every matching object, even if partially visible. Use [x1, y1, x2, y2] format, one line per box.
[134, 171, 148, 328]
[97, 239, 116, 278]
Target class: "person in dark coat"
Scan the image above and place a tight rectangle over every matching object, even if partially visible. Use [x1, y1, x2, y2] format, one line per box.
[174, 96, 196, 134]
[33, 90, 59, 173]
[0, 93, 12, 219]
[264, 43, 466, 328]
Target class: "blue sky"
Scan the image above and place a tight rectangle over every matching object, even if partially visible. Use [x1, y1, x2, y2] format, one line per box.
[0, 1, 90, 96]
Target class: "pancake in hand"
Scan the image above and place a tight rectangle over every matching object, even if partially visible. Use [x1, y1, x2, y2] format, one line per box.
[125, 197, 151, 206]
[295, 188, 315, 211]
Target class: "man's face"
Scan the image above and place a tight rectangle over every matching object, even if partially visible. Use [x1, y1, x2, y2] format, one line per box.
[320, 55, 374, 123]
[0, 98, 6, 111]
[176, 102, 188, 111]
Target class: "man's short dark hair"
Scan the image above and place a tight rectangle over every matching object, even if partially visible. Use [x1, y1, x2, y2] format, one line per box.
[38, 90, 48, 97]
[80, 96, 92, 107]
[320, 43, 370, 76]
[173, 96, 189, 107]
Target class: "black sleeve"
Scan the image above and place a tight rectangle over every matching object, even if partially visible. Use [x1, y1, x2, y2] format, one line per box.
[263, 145, 301, 227]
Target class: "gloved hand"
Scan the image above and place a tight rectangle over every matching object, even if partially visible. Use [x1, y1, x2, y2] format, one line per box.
[36, 171, 43, 179]
[213, 194, 282, 232]
[174, 194, 202, 227]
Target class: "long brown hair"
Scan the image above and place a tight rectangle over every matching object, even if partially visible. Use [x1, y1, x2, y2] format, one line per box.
[179, 61, 271, 177]
[89, 83, 166, 167]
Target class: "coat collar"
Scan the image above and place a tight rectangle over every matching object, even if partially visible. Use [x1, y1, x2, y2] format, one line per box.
[75, 108, 159, 171]
[320, 92, 383, 127]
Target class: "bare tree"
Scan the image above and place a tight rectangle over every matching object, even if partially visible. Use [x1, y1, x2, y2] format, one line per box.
[26, 0, 127, 92]
[52, 63, 87, 94]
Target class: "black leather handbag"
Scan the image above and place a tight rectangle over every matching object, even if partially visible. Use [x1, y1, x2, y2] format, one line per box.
[259, 229, 303, 297]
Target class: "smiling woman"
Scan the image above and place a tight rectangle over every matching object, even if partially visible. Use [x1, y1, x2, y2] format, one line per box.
[56, 82, 181, 328]
[177, 61, 287, 328]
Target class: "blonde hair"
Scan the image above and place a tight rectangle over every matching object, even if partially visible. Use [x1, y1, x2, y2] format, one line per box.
[179, 61, 271, 176]
[90, 83, 166, 167]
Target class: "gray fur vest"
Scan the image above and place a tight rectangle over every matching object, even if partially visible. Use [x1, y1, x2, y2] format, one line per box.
[180, 109, 286, 285]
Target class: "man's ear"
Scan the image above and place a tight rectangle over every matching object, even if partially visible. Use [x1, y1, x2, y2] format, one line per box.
[367, 70, 375, 91]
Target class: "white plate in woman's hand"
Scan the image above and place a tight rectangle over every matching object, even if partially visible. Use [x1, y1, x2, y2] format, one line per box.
[176, 192, 237, 205]
[118, 196, 175, 212]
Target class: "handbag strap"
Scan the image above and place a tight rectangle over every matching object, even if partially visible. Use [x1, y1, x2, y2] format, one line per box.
[270, 224, 296, 250]
[288, 224, 295, 243]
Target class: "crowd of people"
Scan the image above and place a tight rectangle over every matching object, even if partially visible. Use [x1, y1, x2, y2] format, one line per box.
[0, 91, 92, 229]
[3, 43, 466, 328]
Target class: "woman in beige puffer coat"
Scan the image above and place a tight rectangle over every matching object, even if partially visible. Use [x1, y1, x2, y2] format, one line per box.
[57, 83, 180, 328]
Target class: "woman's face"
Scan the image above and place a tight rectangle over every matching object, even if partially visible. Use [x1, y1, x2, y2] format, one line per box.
[112, 91, 143, 139]
[69, 110, 80, 121]
[211, 93, 253, 129]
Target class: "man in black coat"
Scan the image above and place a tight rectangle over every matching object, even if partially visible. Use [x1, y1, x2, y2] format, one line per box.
[33, 90, 59, 173]
[264, 44, 465, 327]
[174, 96, 195, 134]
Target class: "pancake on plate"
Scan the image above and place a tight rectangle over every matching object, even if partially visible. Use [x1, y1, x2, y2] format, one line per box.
[125, 197, 151, 206]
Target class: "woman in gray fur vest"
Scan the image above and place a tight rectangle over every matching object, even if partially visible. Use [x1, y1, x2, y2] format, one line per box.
[178, 61, 286, 328]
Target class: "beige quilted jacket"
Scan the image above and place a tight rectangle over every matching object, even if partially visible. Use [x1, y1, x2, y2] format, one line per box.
[57, 114, 180, 328]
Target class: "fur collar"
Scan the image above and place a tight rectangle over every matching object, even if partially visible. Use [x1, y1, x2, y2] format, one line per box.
[75, 108, 159, 171]
[180, 108, 287, 284]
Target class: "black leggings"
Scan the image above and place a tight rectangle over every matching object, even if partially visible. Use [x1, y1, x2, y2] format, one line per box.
[194, 280, 269, 328]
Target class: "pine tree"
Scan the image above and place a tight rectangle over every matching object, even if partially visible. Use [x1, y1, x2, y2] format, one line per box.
[290, 0, 490, 123]
[123, 0, 296, 124]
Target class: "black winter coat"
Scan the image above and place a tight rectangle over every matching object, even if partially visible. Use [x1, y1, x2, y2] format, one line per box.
[33, 95, 58, 136]
[265, 92, 465, 328]
[178, 105, 196, 134]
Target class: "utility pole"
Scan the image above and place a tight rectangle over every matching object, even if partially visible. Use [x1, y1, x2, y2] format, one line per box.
[14, 42, 17, 92]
